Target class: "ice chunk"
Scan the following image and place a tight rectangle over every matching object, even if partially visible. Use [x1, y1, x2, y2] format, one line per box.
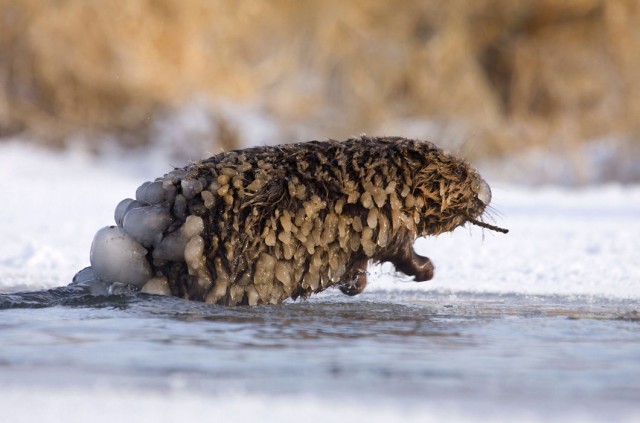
[152, 215, 204, 262]
[173, 194, 187, 220]
[114, 198, 146, 227]
[90, 226, 152, 288]
[182, 215, 204, 238]
[141, 277, 171, 296]
[135, 182, 151, 201]
[181, 179, 203, 200]
[184, 235, 205, 272]
[122, 204, 173, 247]
[152, 230, 186, 262]
[70, 266, 111, 295]
[71, 266, 99, 285]
[136, 181, 167, 204]
[166, 168, 186, 184]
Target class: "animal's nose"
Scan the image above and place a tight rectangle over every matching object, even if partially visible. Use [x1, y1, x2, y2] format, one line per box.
[475, 179, 492, 205]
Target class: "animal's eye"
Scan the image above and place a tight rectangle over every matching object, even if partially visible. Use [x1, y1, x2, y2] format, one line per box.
[454, 167, 463, 176]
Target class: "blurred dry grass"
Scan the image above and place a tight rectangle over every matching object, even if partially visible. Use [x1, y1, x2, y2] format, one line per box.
[1, 0, 639, 162]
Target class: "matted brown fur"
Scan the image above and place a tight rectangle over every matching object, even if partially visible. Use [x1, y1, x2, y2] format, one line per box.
[147, 136, 496, 305]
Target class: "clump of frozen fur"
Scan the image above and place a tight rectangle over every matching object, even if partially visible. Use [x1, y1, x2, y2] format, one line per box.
[85, 136, 498, 305]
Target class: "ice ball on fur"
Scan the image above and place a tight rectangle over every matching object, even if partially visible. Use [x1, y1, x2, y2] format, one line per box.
[180, 179, 203, 200]
[90, 226, 152, 288]
[153, 216, 204, 262]
[122, 205, 173, 247]
[141, 276, 171, 296]
[136, 181, 166, 204]
[114, 198, 146, 227]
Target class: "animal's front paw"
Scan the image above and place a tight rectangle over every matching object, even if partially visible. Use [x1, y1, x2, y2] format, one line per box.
[388, 244, 434, 282]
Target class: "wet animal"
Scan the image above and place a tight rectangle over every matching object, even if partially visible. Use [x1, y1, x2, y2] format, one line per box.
[78, 136, 508, 305]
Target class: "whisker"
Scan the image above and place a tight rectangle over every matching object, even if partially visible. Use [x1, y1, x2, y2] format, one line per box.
[481, 208, 496, 223]
[487, 205, 505, 220]
[460, 138, 480, 162]
[482, 206, 504, 223]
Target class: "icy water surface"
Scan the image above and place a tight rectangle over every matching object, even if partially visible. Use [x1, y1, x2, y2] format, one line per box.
[1, 289, 639, 421]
